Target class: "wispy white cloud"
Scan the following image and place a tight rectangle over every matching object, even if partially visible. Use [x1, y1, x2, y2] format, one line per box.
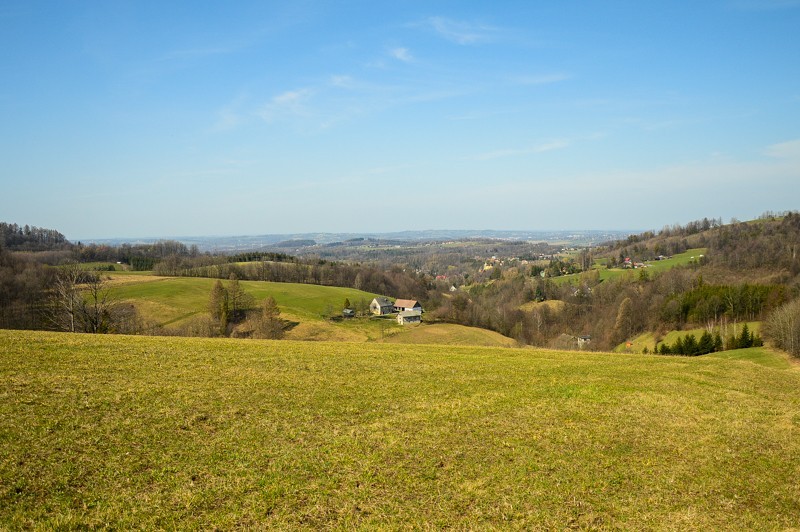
[210, 93, 249, 132]
[419, 17, 499, 45]
[462, 153, 800, 228]
[330, 75, 357, 89]
[259, 88, 314, 122]
[159, 46, 235, 61]
[764, 138, 800, 159]
[511, 73, 571, 86]
[472, 139, 570, 160]
[390, 47, 414, 62]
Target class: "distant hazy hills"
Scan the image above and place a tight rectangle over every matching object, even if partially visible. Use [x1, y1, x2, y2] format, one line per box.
[80, 229, 635, 252]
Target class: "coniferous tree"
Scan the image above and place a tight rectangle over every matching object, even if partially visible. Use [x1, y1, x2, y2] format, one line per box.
[683, 334, 698, 355]
[674, 336, 685, 355]
[208, 280, 229, 336]
[738, 323, 752, 348]
[699, 331, 714, 354]
[253, 296, 284, 339]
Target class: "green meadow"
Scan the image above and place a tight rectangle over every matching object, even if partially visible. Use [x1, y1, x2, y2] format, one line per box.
[108, 275, 392, 340]
[2, 330, 799, 528]
[554, 248, 708, 285]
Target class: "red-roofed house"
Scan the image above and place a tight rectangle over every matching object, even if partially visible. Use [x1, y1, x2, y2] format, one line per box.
[393, 299, 423, 313]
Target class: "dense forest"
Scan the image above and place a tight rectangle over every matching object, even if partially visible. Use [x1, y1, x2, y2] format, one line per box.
[0, 223, 68, 252]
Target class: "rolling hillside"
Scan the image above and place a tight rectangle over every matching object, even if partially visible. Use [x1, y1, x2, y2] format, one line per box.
[109, 274, 388, 341]
[107, 273, 515, 345]
[1, 330, 798, 528]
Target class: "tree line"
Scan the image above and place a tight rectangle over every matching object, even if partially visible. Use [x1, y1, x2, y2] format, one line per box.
[649, 324, 762, 356]
[1, 223, 68, 251]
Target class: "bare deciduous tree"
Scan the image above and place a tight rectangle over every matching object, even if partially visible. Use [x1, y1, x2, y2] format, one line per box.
[51, 262, 83, 332]
[51, 262, 118, 333]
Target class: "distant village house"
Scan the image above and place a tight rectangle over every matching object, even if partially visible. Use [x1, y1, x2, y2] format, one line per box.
[370, 297, 394, 315]
[393, 299, 423, 313]
[397, 310, 422, 325]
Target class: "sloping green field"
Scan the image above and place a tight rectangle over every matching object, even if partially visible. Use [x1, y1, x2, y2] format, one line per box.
[2, 330, 799, 528]
[109, 275, 383, 325]
[382, 322, 518, 347]
[108, 275, 394, 341]
[555, 248, 708, 285]
[108, 275, 517, 345]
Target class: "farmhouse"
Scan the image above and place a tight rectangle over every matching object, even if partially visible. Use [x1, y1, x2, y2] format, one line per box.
[370, 297, 394, 315]
[393, 299, 423, 313]
[397, 310, 422, 325]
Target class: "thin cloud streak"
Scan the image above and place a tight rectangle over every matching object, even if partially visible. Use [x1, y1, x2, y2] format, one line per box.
[511, 73, 571, 86]
[472, 140, 570, 161]
[390, 47, 413, 62]
[419, 17, 500, 45]
[259, 88, 314, 122]
[765, 138, 800, 159]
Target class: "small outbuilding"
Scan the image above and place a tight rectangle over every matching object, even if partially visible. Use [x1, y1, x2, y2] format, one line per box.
[397, 310, 422, 325]
[342, 308, 355, 318]
[370, 297, 394, 315]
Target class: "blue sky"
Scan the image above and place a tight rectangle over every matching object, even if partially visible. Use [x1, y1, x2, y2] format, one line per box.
[1, 1, 799, 240]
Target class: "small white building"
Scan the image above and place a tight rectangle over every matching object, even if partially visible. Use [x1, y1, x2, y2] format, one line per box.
[397, 310, 422, 325]
[370, 297, 394, 315]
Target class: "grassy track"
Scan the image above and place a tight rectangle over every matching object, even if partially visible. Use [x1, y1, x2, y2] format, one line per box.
[2, 330, 799, 528]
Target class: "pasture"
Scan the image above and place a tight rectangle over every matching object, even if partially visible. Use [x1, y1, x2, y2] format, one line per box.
[2, 330, 799, 528]
[107, 275, 391, 340]
[553, 248, 708, 285]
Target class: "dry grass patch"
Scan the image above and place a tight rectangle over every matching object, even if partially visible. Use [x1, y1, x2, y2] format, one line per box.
[519, 300, 566, 313]
[383, 323, 518, 347]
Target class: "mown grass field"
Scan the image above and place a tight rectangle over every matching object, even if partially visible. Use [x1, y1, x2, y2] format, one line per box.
[2, 330, 799, 528]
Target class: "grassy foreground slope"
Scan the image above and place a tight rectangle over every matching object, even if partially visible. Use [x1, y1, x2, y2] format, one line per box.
[2, 330, 799, 529]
